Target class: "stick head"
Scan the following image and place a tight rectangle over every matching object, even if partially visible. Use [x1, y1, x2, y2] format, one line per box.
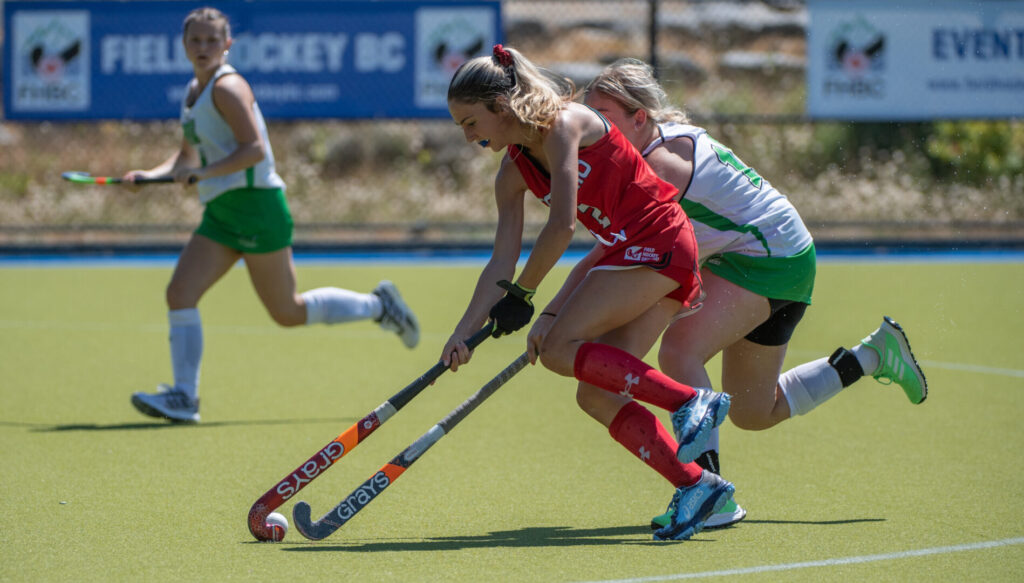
[62, 171, 96, 183]
[248, 503, 281, 542]
[61, 171, 122, 184]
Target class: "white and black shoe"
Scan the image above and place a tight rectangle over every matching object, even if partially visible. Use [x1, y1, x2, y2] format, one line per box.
[131, 384, 199, 423]
[373, 280, 420, 349]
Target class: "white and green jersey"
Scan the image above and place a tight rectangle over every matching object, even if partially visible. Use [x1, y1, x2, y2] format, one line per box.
[181, 64, 285, 204]
[644, 123, 814, 303]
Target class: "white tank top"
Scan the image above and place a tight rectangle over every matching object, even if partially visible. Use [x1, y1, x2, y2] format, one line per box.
[181, 64, 285, 204]
[643, 123, 812, 262]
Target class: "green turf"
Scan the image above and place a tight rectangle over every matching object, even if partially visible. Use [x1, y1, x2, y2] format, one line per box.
[1, 260, 1022, 582]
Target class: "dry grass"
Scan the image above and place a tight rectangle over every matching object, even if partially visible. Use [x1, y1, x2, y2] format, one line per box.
[1, 118, 1021, 247]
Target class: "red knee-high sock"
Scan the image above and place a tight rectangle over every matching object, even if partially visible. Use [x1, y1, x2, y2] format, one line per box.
[609, 401, 703, 487]
[574, 342, 698, 411]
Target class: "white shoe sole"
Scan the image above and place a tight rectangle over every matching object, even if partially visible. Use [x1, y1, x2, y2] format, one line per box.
[131, 393, 199, 423]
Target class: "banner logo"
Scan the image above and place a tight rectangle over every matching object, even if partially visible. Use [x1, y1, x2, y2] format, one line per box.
[414, 7, 495, 108]
[823, 16, 885, 99]
[12, 11, 90, 111]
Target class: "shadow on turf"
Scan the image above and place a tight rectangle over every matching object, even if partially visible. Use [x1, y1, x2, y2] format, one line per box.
[743, 518, 886, 526]
[279, 524, 700, 550]
[3, 417, 358, 432]
[275, 518, 889, 551]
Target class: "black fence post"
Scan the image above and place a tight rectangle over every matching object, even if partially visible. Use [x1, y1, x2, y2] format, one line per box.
[648, 0, 659, 78]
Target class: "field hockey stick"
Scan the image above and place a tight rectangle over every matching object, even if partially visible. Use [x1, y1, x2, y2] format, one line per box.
[293, 351, 530, 541]
[247, 323, 495, 542]
[62, 171, 175, 184]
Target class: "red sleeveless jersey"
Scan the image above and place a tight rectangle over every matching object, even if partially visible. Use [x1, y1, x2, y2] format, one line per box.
[508, 123, 703, 308]
[508, 123, 682, 250]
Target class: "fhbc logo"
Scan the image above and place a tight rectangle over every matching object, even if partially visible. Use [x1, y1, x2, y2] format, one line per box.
[414, 6, 496, 108]
[823, 16, 886, 99]
[12, 10, 91, 111]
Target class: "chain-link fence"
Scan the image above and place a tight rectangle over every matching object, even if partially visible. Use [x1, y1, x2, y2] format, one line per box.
[1, 0, 1021, 253]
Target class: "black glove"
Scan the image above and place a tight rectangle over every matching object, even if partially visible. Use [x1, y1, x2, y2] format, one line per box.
[489, 280, 535, 338]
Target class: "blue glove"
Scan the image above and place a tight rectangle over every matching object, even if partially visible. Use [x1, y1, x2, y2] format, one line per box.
[489, 280, 535, 338]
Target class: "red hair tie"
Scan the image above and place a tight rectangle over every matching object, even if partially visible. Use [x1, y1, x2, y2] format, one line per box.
[493, 44, 513, 68]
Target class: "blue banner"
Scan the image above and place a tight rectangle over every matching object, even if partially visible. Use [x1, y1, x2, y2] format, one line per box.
[3, 0, 501, 120]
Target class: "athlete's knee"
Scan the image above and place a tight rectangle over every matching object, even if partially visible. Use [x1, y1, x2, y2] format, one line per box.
[165, 281, 198, 310]
[576, 383, 629, 427]
[727, 405, 781, 431]
[657, 340, 702, 379]
[269, 309, 305, 327]
[538, 338, 575, 377]
[575, 383, 602, 414]
[266, 299, 306, 327]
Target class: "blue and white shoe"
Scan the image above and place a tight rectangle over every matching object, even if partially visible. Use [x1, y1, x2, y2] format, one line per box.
[131, 384, 199, 423]
[671, 389, 731, 464]
[373, 281, 420, 349]
[651, 497, 746, 531]
[653, 470, 735, 541]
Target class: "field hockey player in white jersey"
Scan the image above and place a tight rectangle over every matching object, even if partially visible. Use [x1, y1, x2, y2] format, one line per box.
[123, 7, 419, 423]
[583, 58, 927, 530]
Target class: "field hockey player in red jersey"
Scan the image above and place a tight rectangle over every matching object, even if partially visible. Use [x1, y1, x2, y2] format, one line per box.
[123, 7, 419, 424]
[583, 58, 928, 531]
[442, 44, 734, 541]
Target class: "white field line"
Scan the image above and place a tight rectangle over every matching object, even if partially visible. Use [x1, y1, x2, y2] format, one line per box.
[573, 537, 1024, 583]
[4, 320, 1024, 379]
[920, 359, 1024, 379]
[784, 348, 1024, 381]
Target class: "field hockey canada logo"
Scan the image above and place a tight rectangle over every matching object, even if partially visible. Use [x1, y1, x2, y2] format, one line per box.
[624, 246, 668, 267]
[275, 441, 346, 500]
[334, 471, 391, 520]
[11, 10, 91, 111]
[823, 15, 886, 99]
[414, 6, 496, 108]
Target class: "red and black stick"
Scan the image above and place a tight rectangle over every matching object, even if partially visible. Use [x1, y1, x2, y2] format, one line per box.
[247, 323, 494, 541]
[293, 351, 529, 541]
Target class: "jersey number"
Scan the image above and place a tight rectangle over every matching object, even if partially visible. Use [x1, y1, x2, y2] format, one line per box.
[708, 137, 763, 189]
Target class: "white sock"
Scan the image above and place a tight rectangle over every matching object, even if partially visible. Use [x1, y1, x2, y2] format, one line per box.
[168, 308, 202, 400]
[851, 343, 880, 376]
[301, 287, 382, 325]
[779, 357, 844, 416]
[705, 426, 720, 456]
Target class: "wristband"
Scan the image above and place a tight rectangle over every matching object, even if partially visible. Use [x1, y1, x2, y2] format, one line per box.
[496, 280, 536, 304]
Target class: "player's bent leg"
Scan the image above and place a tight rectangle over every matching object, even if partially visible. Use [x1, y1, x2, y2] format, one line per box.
[720, 340, 792, 430]
[574, 310, 667, 426]
[658, 270, 770, 382]
[541, 267, 680, 378]
[166, 233, 240, 310]
[577, 382, 633, 427]
[244, 247, 307, 327]
[138, 234, 236, 423]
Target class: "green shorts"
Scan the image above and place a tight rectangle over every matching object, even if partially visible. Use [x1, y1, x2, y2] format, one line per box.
[704, 243, 816, 304]
[196, 187, 293, 253]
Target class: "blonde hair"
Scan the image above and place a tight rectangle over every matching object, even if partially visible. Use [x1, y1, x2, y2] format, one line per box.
[183, 6, 231, 39]
[585, 58, 690, 124]
[448, 45, 575, 139]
